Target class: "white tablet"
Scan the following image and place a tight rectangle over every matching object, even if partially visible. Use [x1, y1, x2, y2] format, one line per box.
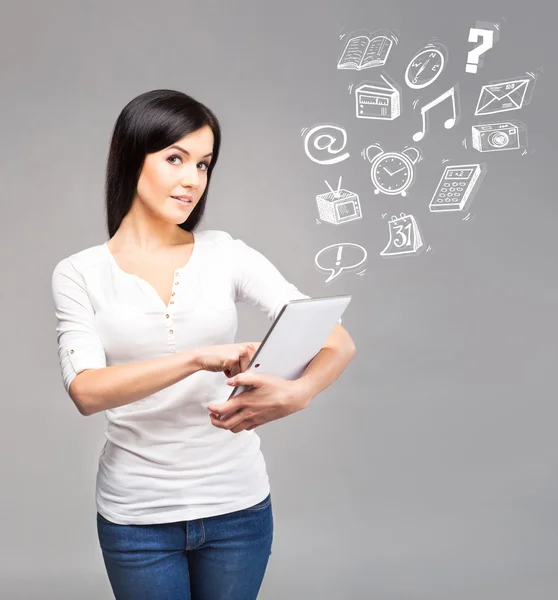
[228, 294, 352, 400]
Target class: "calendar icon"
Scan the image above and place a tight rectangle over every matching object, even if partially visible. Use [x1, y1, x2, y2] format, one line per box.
[380, 213, 423, 256]
[429, 164, 482, 212]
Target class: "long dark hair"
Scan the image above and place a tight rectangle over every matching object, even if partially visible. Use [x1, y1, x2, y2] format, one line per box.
[104, 89, 221, 239]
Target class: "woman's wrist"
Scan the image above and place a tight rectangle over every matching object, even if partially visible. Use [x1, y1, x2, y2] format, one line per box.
[287, 379, 313, 411]
[183, 348, 203, 373]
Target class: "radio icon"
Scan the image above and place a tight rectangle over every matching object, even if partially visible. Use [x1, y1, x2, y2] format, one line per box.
[471, 121, 526, 152]
[355, 74, 400, 120]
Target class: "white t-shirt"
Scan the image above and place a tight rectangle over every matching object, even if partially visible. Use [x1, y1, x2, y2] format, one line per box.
[51, 229, 310, 525]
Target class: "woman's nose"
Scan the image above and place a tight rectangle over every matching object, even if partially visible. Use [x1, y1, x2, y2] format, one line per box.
[181, 165, 200, 188]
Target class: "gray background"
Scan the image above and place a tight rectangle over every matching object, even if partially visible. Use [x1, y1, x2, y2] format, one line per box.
[1, 0, 556, 598]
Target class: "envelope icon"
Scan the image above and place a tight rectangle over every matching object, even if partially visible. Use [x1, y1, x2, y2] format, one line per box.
[475, 78, 530, 116]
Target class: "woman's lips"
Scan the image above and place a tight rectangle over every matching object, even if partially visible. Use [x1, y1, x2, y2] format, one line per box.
[172, 196, 192, 207]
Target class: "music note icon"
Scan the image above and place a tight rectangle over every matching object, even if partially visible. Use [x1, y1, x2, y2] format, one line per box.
[412, 86, 458, 142]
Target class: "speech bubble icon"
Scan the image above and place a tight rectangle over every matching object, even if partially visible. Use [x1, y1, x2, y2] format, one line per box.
[315, 243, 367, 283]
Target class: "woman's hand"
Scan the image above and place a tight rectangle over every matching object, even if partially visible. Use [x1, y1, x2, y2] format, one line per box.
[196, 342, 261, 378]
[207, 371, 311, 433]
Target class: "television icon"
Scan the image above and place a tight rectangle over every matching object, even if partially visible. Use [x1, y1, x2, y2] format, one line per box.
[316, 187, 362, 225]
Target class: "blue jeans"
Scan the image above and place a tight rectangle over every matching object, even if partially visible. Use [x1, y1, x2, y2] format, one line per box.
[96, 492, 273, 600]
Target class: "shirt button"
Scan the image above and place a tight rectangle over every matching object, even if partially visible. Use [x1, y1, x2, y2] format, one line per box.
[165, 314, 169, 318]
[174, 281, 179, 285]
[172, 292, 175, 296]
[169, 329, 174, 334]
[175, 272, 180, 276]
[170, 301, 174, 304]
[70, 349, 74, 354]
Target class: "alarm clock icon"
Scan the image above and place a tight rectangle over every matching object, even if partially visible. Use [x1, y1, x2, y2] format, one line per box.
[364, 144, 422, 197]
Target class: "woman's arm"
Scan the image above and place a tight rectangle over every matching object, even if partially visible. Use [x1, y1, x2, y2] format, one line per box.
[229, 237, 357, 411]
[71, 350, 201, 416]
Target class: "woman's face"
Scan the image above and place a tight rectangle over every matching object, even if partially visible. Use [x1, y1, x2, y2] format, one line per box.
[135, 125, 214, 224]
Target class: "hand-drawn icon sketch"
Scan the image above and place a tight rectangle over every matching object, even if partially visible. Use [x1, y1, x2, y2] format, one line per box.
[316, 177, 362, 224]
[466, 28, 495, 74]
[355, 73, 400, 120]
[337, 33, 394, 70]
[475, 78, 530, 115]
[405, 45, 446, 89]
[429, 164, 485, 212]
[302, 124, 350, 165]
[364, 144, 421, 196]
[380, 213, 423, 256]
[471, 121, 527, 152]
[412, 85, 459, 141]
[315, 243, 367, 283]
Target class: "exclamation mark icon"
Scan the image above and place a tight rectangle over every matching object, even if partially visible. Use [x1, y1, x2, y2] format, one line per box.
[335, 245, 343, 266]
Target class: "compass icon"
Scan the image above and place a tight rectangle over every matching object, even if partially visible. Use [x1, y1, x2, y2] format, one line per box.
[405, 47, 445, 89]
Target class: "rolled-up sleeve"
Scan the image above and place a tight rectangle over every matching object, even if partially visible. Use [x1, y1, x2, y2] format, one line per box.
[231, 238, 341, 323]
[51, 258, 107, 395]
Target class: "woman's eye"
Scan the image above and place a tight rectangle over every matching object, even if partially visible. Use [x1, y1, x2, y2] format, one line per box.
[167, 156, 209, 171]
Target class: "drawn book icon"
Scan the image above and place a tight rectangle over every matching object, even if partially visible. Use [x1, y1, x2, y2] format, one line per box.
[380, 213, 423, 256]
[337, 35, 393, 71]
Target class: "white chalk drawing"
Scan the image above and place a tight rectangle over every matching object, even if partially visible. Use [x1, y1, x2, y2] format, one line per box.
[337, 34, 394, 70]
[471, 120, 527, 152]
[429, 164, 485, 212]
[364, 143, 421, 197]
[412, 85, 459, 142]
[302, 124, 350, 165]
[316, 177, 362, 225]
[466, 28, 494, 73]
[315, 243, 367, 283]
[475, 77, 530, 115]
[355, 74, 400, 120]
[405, 45, 446, 89]
[380, 213, 423, 256]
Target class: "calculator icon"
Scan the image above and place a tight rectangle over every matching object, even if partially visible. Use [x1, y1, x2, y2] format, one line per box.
[429, 164, 482, 212]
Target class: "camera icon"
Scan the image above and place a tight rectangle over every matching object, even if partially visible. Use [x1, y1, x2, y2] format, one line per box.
[471, 121, 526, 152]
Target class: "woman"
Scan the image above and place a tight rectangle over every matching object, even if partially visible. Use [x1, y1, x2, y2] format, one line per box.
[51, 89, 356, 600]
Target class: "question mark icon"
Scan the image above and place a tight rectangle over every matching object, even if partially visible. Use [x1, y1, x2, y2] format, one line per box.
[466, 28, 494, 74]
